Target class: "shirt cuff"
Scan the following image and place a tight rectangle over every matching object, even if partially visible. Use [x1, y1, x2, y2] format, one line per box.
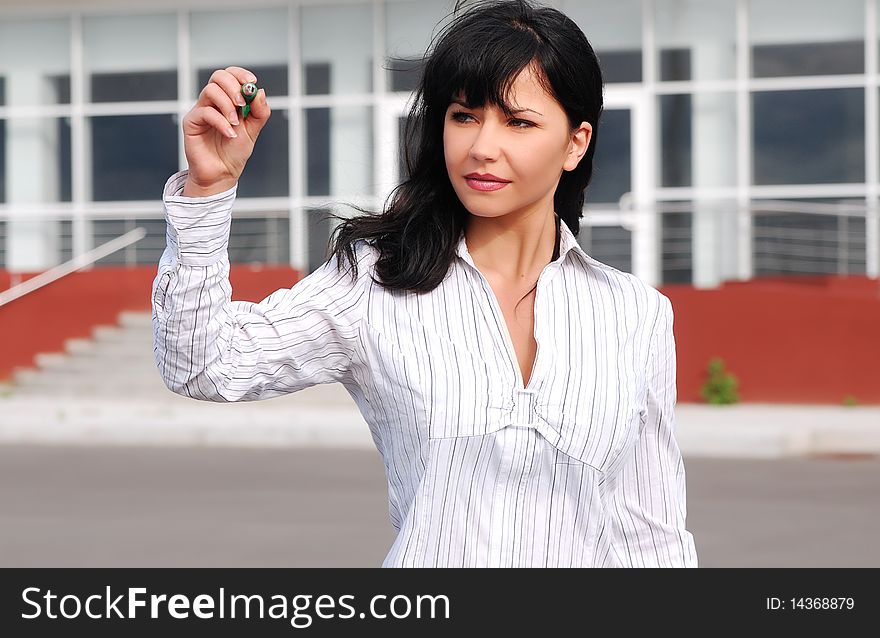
[162, 169, 238, 267]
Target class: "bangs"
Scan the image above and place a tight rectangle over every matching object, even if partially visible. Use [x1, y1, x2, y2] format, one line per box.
[425, 18, 556, 117]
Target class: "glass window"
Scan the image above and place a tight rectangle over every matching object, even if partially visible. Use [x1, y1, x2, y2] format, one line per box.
[750, 0, 864, 77]
[89, 114, 177, 201]
[660, 92, 736, 188]
[84, 14, 177, 102]
[229, 216, 290, 265]
[752, 199, 867, 275]
[306, 208, 334, 272]
[237, 110, 290, 198]
[655, 0, 736, 81]
[301, 4, 373, 95]
[660, 95, 691, 187]
[305, 106, 373, 197]
[397, 114, 419, 182]
[191, 8, 289, 98]
[660, 204, 693, 284]
[0, 221, 6, 268]
[0, 18, 71, 106]
[578, 224, 632, 273]
[59, 219, 72, 264]
[93, 217, 166, 266]
[562, 0, 642, 83]
[0, 117, 71, 203]
[587, 108, 631, 205]
[304, 62, 331, 96]
[0, 118, 4, 204]
[90, 216, 291, 266]
[752, 88, 864, 185]
[385, 0, 456, 92]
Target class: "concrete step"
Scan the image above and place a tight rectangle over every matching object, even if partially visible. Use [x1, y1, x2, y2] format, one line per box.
[117, 311, 153, 329]
[92, 325, 151, 343]
[30, 358, 160, 376]
[48, 343, 154, 361]
[12, 369, 168, 393]
[63, 343, 155, 359]
[64, 333, 155, 355]
[36, 352, 151, 370]
[65, 338, 98, 355]
[33, 353, 70, 369]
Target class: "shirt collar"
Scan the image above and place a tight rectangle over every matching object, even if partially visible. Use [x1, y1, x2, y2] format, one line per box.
[455, 214, 590, 268]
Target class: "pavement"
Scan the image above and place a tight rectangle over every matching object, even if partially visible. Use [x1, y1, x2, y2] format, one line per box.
[2, 445, 878, 567]
[0, 383, 878, 458]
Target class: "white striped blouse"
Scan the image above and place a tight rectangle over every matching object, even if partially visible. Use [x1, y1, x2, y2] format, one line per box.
[152, 169, 698, 568]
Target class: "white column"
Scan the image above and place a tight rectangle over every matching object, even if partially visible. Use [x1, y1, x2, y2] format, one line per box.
[633, 0, 659, 287]
[6, 69, 62, 272]
[691, 90, 737, 288]
[691, 39, 737, 289]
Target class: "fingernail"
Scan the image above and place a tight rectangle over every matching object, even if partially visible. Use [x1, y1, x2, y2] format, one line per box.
[236, 95, 246, 106]
[228, 112, 239, 125]
[226, 128, 237, 139]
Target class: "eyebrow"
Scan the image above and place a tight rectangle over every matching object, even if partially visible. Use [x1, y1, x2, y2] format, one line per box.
[450, 98, 543, 117]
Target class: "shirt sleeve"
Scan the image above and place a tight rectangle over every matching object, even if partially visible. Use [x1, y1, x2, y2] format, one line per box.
[608, 293, 699, 567]
[151, 169, 368, 402]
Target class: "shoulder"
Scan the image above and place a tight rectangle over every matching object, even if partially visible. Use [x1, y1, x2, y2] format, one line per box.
[572, 253, 672, 334]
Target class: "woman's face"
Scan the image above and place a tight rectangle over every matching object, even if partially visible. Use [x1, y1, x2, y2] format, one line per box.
[443, 64, 592, 223]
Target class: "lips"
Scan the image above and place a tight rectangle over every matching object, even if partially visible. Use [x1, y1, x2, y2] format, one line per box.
[464, 172, 511, 192]
[465, 172, 511, 183]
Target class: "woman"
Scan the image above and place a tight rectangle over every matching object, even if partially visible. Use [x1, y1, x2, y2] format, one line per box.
[153, 0, 698, 567]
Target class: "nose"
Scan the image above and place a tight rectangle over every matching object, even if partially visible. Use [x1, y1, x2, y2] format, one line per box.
[468, 121, 500, 162]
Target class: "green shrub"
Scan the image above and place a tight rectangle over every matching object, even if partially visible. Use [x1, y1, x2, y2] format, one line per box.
[700, 357, 739, 405]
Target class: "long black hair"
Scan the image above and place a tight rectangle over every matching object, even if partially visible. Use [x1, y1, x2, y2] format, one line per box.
[328, 0, 604, 292]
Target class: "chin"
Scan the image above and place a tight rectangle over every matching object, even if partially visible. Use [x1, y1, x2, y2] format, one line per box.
[454, 193, 511, 219]
[456, 199, 509, 219]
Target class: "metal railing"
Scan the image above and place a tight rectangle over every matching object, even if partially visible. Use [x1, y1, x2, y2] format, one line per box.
[583, 197, 876, 282]
[0, 227, 146, 308]
[0, 199, 876, 292]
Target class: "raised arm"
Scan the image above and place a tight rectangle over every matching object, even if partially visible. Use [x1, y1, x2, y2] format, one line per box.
[151, 65, 369, 402]
[151, 171, 369, 402]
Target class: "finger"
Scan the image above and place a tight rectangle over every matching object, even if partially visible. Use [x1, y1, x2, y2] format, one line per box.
[209, 69, 252, 117]
[246, 88, 270, 123]
[186, 105, 239, 140]
[223, 66, 258, 86]
[200, 82, 240, 127]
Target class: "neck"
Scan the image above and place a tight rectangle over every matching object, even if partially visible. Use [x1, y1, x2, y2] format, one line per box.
[464, 208, 559, 283]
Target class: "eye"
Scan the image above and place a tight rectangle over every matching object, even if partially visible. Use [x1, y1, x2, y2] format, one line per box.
[509, 119, 534, 129]
[450, 111, 475, 123]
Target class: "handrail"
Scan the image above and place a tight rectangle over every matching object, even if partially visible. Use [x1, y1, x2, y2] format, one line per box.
[0, 227, 147, 308]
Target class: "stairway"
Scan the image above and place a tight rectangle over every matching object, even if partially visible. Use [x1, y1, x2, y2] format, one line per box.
[0, 311, 373, 447]
[5, 311, 355, 407]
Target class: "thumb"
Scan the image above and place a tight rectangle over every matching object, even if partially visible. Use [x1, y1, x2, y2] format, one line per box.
[243, 88, 270, 135]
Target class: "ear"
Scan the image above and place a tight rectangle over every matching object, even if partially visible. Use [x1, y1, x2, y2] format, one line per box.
[563, 122, 593, 172]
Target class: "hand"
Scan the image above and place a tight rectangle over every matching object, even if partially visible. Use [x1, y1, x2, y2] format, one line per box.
[181, 66, 271, 197]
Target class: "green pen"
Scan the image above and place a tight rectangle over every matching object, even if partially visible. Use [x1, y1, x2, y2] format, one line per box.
[240, 82, 258, 119]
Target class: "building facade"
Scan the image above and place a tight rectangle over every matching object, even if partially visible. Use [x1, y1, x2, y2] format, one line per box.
[0, 0, 877, 287]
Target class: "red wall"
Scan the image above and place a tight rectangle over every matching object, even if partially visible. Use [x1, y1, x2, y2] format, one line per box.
[664, 275, 880, 404]
[2, 269, 878, 405]
[0, 265, 302, 383]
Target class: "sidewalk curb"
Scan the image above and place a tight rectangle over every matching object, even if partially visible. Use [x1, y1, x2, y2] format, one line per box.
[0, 397, 877, 458]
